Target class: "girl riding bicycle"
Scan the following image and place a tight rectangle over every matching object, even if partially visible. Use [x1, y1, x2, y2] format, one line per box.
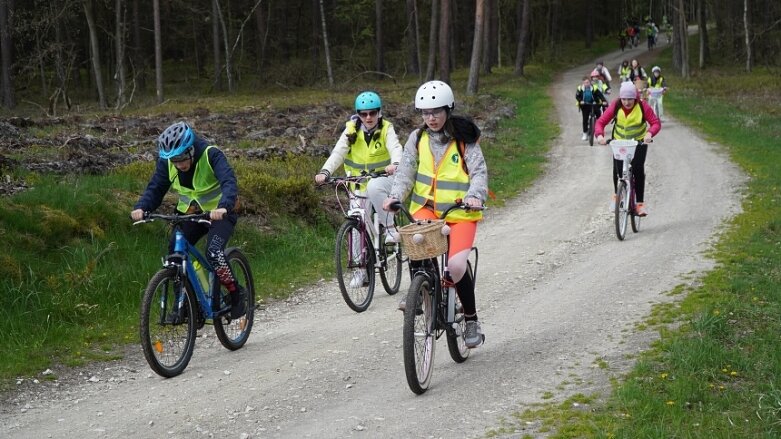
[595, 82, 661, 217]
[130, 121, 246, 319]
[314, 91, 403, 288]
[382, 80, 489, 348]
[576, 76, 608, 141]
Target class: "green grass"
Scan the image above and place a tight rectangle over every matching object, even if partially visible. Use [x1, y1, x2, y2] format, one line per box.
[490, 49, 781, 438]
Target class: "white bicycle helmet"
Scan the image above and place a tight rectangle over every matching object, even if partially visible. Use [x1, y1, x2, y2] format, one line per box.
[652, 65, 661, 73]
[414, 80, 455, 111]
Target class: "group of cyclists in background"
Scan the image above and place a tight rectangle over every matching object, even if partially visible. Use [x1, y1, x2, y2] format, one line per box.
[619, 16, 670, 52]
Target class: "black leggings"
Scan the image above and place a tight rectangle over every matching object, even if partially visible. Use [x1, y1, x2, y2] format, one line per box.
[613, 143, 648, 202]
[581, 105, 602, 133]
[168, 211, 239, 289]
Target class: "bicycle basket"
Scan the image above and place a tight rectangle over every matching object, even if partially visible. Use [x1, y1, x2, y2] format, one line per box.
[399, 219, 448, 261]
[610, 140, 638, 160]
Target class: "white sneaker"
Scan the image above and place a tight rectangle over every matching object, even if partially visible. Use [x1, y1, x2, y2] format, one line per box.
[349, 270, 367, 288]
[581, 133, 588, 141]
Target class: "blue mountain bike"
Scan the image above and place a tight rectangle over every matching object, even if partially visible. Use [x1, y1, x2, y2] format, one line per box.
[134, 212, 255, 377]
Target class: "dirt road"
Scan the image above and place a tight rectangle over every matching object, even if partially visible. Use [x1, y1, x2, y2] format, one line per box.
[0, 45, 744, 438]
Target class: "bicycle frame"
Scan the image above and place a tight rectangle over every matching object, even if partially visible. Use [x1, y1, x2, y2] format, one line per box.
[138, 213, 228, 320]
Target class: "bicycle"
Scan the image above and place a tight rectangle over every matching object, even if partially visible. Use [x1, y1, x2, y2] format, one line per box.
[609, 140, 647, 240]
[391, 201, 483, 395]
[134, 212, 255, 377]
[321, 172, 405, 312]
[581, 102, 605, 146]
[647, 87, 665, 119]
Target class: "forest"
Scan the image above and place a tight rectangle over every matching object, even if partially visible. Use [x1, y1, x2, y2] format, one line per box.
[0, 0, 779, 114]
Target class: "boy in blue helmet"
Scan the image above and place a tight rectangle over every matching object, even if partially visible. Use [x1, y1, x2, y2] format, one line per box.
[314, 91, 403, 288]
[131, 121, 246, 320]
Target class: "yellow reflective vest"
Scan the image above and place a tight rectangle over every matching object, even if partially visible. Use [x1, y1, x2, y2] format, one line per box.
[343, 120, 392, 175]
[613, 104, 647, 141]
[410, 132, 482, 223]
[168, 146, 222, 213]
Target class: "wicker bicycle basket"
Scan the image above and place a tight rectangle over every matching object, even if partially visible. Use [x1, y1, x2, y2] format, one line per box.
[398, 219, 448, 261]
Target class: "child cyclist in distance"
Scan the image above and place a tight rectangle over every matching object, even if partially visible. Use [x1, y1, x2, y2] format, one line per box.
[130, 121, 246, 320]
[595, 82, 661, 217]
[576, 75, 609, 141]
[314, 91, 403, 288]
[383, 80, 489, 348]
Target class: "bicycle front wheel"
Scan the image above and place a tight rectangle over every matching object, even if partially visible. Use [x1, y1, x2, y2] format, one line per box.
[588, 113, 596, 146]
[630, 186, 641, 233]
[140, 268, 197, 378]
[403, 274, 436, 394]
[446, 262, 472, 363]
[615, 181, 629, 241]
[335, 219, 375, 312]
[214, 248, 255, 350]
[379, 238, 403, 296]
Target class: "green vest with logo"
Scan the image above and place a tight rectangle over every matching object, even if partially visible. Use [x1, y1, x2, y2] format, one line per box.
[168, 146, 222, 213]
[343, 120, 392, 175]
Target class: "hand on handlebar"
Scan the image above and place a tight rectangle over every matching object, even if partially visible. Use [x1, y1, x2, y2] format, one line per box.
[597, 135, 607, 145]
[463, 196, 483, 209]
[130, 209, 145, 221]
[314, 172, 328, 185]
[383, 197, 400, 212]
[210, 208, 227, 221]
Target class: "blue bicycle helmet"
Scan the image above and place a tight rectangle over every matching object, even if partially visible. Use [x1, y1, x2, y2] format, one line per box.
[157, 122, 195, 160]
[354, 91, 382, 111]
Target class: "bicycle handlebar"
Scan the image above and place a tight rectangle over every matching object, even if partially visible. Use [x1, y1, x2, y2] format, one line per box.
[318, 170, 389, 187]
[389, 200, 484, 222]
[132, 212, 212, 226]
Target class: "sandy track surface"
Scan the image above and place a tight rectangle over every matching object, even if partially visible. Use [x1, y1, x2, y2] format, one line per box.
[1, 44, 744, 438]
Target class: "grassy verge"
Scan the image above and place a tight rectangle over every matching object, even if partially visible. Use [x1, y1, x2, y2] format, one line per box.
[488, 55, 781, 437]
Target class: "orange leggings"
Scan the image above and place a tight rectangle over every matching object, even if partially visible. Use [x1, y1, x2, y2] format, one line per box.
[413, 208, 477, 282]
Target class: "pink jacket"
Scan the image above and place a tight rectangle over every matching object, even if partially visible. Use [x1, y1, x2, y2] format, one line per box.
[595, 99, 661, 138]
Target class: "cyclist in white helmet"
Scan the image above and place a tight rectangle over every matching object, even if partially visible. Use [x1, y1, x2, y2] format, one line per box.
[383, 80, 489, 348]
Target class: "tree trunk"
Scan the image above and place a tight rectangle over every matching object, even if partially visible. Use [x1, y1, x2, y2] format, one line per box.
[131, 0, 145, 90]
[0, 0, 12, 108]
[467, 0, 485, 95]
[319, 0, 333, 85]
[677, 0, 689, 78]
[153, 0, 163, 103]
[743, 0, 752, 72]
[374, 0, 385, 72]
[212, 0, 222, 90]
[425, 0, 438, 81]
[254, 0, 269, 74]
[115, 0, 127, 108]
[697, 0, 710, 68]
[214, 0, 235, 92]
[514, 0, 530, 76]
[481, 0, 491, 75]
[585, 1, 594, 48]
[438, 0, 451, 83]
[84, 0, 107, 109]
[405, 0, 420, 76]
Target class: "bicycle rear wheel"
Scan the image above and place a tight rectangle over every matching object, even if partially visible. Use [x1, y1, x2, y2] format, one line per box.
[140, 268, 197, 378]
[446, 262, 472, 363]
[615, 181, 629, 241]
[335, 219, 375, 312]
[403, 274, 436, 394]
[214, 248, 255, 350]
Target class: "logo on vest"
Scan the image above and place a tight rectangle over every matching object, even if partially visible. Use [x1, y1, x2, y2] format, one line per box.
[451, 153, 459, 164]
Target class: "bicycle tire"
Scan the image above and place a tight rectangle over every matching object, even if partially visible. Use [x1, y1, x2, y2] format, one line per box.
[379, 237, 403, 296]
[140, 268, 197, 378]
[403, 274, 436, 394]
[214, 248, 255, 350]
[335, 219, 375, 312]
[588, 112, 596, 146]
[615, 181, 629, 241]
[446, 262, 472, 363]
[630, 183, 641, 233]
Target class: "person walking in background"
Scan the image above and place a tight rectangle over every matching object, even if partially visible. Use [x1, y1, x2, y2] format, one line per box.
[383, 80, 489, 348]
[595, 82, 661, 217]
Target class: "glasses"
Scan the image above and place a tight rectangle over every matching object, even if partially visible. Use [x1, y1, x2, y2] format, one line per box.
[421, 109, 445, 119]
[358, 110, 378, 118]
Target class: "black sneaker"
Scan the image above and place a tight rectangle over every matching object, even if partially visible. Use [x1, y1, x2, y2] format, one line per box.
[231, 286, 247, 319]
